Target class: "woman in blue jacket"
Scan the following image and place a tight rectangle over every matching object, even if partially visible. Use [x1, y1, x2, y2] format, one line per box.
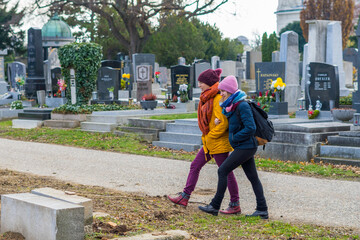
[198, 75, 268, 219]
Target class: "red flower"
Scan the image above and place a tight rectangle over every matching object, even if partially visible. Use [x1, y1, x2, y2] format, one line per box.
[259, 92, 263, 97]
[265, 90, 268, 97]
[257, 102, 261, 106]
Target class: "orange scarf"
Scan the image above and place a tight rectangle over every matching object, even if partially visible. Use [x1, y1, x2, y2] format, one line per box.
[198, 82, 219, 135]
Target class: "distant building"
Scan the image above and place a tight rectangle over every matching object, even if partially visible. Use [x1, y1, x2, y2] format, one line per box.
[275, 0, 304, 34]
[237, 36, 250, 46]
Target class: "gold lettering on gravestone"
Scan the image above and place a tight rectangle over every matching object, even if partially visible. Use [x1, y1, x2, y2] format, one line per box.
[256, 68, 279, 91]
[175, 74, 188, 85]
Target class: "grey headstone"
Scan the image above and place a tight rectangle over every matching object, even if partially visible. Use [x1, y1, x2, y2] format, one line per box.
[211, 56, 220, 69]
[301, 43, 309, 93]
[132, 53, 155, 82]
[0, 56, 8, 94]
[97, 67, 120, 100]
[280, 30, 301, 111]
[246, 51, 262, 80]
[255, 62, 285, 94]
[306, 20, 331, 63]
[178, 57, 186, 65]
[220, 61, 237, 77]
[306, 62, 339, 111]
[158, 67, 169, 85]
[193, 62, 210, 88]
[343, 48, 358, 67]
[272, 51, 280, 62]
[171, 65, 191, 99]
[7, 62, 26, 90]
[326, 21, 348, 96]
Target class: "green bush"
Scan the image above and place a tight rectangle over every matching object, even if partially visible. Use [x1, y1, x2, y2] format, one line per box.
[10, 100, 23, 110]
[339, 95, 352, 105]
[52, 104, 141, 114]
[58, 42, 103, 104]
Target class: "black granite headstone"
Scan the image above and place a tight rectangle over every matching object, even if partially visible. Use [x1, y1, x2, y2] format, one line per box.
[97, 67, 119, 100]
[51, 67, 62, 96]
[246, 51, 251, 79]
[170, 65, 191, 99]
[25, 28, 45, 99]
[255, 62, 285, 94]
[306, 62, 339, 111]
[101, 60, 122, 69]
[7, 62, 26, 90]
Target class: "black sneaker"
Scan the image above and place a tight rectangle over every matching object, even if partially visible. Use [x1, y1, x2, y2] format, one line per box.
[198, 204, 219, 216]
[245, 210, 269, 219]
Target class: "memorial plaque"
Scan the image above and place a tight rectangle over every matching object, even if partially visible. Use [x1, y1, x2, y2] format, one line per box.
[255, 62, 285, 94]
[306, 62, 339, 111]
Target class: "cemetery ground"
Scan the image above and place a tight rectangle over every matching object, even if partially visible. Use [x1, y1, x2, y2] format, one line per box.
[0, 120, 359, 239]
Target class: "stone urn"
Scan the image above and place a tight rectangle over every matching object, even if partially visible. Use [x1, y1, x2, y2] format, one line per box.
[331, 108, 356, 122]
[140, 100, 158, 110]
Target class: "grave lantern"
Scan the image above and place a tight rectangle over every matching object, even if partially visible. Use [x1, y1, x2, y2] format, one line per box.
[297, 97, 306, 110]
[354, 113, 360, 126]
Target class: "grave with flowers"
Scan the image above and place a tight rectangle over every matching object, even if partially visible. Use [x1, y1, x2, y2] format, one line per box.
[268, 77, 288, 115]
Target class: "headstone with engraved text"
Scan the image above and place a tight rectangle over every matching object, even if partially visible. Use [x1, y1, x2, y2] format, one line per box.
[97, 67, 120, 101]
[255, 62, 285, 94]
[7, 62, 26, 90]
[171, 65, 191, 99]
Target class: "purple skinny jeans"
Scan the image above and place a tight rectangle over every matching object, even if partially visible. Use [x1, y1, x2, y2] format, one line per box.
[183, 147, 239, 203]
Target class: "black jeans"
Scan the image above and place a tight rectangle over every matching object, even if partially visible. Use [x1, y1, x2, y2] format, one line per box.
[210, 148, 267, 211]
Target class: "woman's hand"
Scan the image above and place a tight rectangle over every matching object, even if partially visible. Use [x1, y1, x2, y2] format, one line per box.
[214, 118, 221, 125]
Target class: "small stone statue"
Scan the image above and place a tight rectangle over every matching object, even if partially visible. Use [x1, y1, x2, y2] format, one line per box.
[308, 104, 313, 111]
[315, 100, 322, 111]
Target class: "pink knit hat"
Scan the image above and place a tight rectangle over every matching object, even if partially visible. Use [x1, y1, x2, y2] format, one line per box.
[218, 75, 238, 94]
[197, 68, 222, 87]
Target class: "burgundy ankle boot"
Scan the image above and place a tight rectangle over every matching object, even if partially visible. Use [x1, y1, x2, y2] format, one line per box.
[220, 201, 241, 214]
[168, 192, 190, 207]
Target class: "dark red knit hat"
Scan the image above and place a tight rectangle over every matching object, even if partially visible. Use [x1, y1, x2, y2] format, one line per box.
[197, 68, 222, 87]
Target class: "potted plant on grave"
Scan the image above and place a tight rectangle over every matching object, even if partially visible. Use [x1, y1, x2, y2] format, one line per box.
[140, 93, 157, 110]
[268, 77, 288, 115]
[177, 84, 189, 103]
[119, 73, 130, 100]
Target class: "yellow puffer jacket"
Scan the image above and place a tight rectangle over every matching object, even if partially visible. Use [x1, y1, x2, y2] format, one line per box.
[201, 94, 233, 155]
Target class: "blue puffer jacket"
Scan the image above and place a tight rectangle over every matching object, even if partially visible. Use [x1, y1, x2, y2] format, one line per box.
[227, 101, 258, 149]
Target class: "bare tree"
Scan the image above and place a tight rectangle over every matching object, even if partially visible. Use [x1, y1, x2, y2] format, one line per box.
[33, 0, 229, 57]
[300, 0, 355, 49]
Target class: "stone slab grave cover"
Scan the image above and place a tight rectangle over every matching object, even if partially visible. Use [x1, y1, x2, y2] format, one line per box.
[306, 62, 339, 111]
[1, 193, 84, 240]
[170, 65, 191, 100]
[7, 61, 26, 90]
[97, 67, 120, 101]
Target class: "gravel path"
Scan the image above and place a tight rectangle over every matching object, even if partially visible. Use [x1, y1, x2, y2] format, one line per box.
[0, 138, 359, 231]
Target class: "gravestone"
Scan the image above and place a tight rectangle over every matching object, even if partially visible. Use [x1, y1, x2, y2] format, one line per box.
[211, 56, 220, 69]
[255, 62, 285, 94]
[236, 62, 245, 80]
[353, 22, 360, 113]
[301, 44, 309, 93]
[0, 49, 8, 94]
[97, 67, 120, 101]
[158, 67, 169, 86]
[326, 21, 348, 96]
[193, 62, 210, 88]
[306, 20, 332, 63]
[343, 48, 358, 68]
[171, 65, 191, 100]
[178, 57, 186, 65]
[101, 60, 121, 69]
[7, 62, 26, 90]
[45, 48, 61, 95]
[25, 28, 45, 99]
[306, 62, 339, 111]
[136, 65, 152, 101]
[246, 51, 262, 79]
[280, 30, 301, 111]
[221, 61, 237, 78]
[272, 51, 280, 62]
[132, 53, 155, 83]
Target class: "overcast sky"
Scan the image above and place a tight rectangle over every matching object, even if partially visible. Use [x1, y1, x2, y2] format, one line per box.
[16, 0, 278, 43]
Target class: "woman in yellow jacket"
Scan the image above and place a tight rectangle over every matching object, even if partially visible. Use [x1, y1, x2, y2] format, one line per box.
[168, 68, 241, 214]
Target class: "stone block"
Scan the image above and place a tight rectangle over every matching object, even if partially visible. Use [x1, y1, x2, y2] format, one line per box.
[44, 119, 80, 128]
[12, 119, 43, 129]
[45, 97, 67, 108]
[0, 109, 23, 120]
[320, 145, 360, 159]
[152, 141, 201, 152]
[51, 113, 88, 121]
[269, 102, 288, 115]
[166, 123, 202, 134]
[1, 193, 84, 240]
[31, 187, 93, 225]
[81, 122, 117, 132]
[86, 115, 123, 124]
[117, 230, 190, 240]
[256, 142, 315, 162]
[128, 118, 174, 130]
[159, 132, 202, 145]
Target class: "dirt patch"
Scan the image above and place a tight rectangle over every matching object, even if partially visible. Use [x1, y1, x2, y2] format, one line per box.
[0, 232, 25, 240]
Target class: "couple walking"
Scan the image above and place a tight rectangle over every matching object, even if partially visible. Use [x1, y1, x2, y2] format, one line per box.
[168, 68, 268, 219]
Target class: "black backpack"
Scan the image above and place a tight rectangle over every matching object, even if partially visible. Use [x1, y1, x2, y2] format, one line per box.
[236, 101, 275, 149]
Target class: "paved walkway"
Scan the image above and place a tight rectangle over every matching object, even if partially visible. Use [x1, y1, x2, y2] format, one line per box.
[0, 138, 359, 231]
